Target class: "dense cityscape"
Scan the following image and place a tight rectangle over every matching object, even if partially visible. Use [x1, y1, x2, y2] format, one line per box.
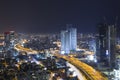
[0, 23, 120, 80]
[0, 0, 120, 80]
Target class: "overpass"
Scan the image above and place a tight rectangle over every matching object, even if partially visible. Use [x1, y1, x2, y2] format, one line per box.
[54, 53, 108, 80]
[14, 44, 38, 54]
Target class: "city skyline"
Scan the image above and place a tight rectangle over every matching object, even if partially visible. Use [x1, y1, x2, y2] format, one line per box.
[0, 1, 120, 79]
[0, 0, 120, 33]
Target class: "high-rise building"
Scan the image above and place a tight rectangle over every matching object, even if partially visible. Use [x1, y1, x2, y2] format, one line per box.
[96, 23, 116, 70]
[0, 34, 4, 52]
[61, 25, 77, 54]
[4, 31, 15, 50]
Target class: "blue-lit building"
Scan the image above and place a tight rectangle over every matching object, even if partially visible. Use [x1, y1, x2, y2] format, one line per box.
[88, 39, 96, 52]
[96, 24, 116, 70]
[61, 25, 77, 54]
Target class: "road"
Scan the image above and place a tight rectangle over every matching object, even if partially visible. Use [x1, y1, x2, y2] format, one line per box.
[14, 44, 38, 54]
[54, 53, 108, 80]
[67, 62, 86, 80]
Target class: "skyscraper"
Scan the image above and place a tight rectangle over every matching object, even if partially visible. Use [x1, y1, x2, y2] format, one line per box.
[96, 23, 116, 70]
[4, 31, 15, 50]
[61, 25, 77, 54]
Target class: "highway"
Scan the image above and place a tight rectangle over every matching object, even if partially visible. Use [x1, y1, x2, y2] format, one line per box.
[54, 53, 108, 80]
[14, 44, 38, 54]
[67, 62, 86, 80]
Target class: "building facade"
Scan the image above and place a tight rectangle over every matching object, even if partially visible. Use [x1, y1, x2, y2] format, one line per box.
[4, 31, 15, 50]
[96, 23, 116, 70]
[61, 25, 77, 54]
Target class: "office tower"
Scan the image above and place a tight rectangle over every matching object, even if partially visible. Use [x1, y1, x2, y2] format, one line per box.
[89, 39, 96, 52]
[4, 31, 10, 49]
[0, 34, 4, 52]
[69, 28, 77, 51]
[61, 25, 77, 54]
[96, 23, 116, 70]
[4, 31, 15, 50]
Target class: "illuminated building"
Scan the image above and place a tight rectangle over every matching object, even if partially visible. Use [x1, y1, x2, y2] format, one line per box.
[0, 34, 4, 52]
[61, 24, 77, 54]
[88, 39, 96, 52]
[96, 24, 116, 70]
[113, 58, 120, 80]
[4, 31, 15, 50]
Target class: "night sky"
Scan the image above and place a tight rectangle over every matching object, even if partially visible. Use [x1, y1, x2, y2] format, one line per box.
[0, 0, 120, 33]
